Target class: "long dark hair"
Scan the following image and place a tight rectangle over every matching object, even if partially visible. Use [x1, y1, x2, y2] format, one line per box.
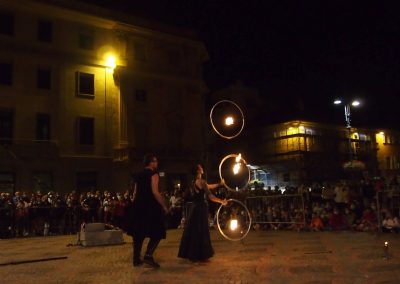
[191, 163, 201, 177]
[143, 153, 157, 166]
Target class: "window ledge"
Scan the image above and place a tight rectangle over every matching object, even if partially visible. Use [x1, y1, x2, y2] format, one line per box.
[76, 93, 95, 99]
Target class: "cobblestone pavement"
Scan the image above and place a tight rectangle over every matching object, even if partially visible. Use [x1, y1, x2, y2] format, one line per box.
[0, 230, 399, 284]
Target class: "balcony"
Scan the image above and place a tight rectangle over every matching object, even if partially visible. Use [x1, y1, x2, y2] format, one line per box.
[0, 139, 59, 160]
[129, 148, 204, 161]
[113, 147, 130, 162]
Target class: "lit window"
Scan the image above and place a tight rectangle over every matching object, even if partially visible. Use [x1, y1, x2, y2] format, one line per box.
[287, 127, 298, 135]
[359, 134, 367, 141]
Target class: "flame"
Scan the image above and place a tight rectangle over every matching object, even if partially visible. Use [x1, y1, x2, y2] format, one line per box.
[233, 163, 241, 175]
[225, 116, 234, 126]
[230, 219, 238, 231]
[233, 154, 242, 175]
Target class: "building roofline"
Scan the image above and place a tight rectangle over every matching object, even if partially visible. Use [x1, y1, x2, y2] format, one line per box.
[31, 0, 201, 41]
[260, 119, 400, 134]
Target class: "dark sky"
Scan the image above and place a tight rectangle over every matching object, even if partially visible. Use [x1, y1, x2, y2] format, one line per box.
[85, 0, 400, 130]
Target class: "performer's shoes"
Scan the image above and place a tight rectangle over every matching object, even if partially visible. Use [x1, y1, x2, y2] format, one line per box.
[133, 259, 143, 267]
[143, 255, 160, 268]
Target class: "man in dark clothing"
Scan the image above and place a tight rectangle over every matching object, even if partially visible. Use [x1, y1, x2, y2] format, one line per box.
[127, 154, 168, 268]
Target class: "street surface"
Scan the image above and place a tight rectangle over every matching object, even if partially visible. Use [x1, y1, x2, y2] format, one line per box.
[0, 229, 399, 283]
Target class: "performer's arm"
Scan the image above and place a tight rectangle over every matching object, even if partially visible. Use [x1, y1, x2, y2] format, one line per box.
[132, 183, 137, 201]
[204, 181, 227, 205]
[207, 179, 225, 190]
[207, 193, 228, 205]
[151, 174, 169, 213]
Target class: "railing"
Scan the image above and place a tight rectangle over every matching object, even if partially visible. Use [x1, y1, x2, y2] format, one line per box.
[0, 205, 119, 238]
[245, 194, 306, 225]
[113, 147, 130, 162]
[0, 139, 59, 159]
[376, 190, 400, 232]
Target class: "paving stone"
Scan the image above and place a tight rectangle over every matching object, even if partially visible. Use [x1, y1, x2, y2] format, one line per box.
[289, 265, 334, 274]
[1, 230, 400, 283]
[367, 264, 400, 273]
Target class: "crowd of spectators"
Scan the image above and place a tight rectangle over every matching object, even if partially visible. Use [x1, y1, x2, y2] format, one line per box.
[0, 177, 399, 239]
[232, 178, 400, 233]
[0, 190, 136, 238]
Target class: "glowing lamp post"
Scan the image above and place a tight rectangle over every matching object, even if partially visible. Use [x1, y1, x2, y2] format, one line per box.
[333, 99, 361, 161]
[105, 55, 117, 70]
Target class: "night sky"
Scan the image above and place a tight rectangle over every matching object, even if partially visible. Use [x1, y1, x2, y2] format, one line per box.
[85, 0, 400, 130]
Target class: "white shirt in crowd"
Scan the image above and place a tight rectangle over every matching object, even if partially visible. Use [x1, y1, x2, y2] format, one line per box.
[383, 217, 400, 229]
[170, 195, 177, 208]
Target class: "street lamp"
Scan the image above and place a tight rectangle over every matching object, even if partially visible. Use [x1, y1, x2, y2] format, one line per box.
[333, 99, 361, 161]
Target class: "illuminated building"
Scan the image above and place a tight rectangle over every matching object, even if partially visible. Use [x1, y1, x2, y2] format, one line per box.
[0, 0, 207, 193]
[242, 120, 400, 185]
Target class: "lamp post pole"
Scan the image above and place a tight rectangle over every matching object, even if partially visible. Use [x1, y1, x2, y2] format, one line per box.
[344, 103, 353, 161]
[334, 99, 360, 162]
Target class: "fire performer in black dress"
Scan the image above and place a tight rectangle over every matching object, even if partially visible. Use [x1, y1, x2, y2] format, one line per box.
[129, 154, 169, 268]
[178, 164, 227, 262]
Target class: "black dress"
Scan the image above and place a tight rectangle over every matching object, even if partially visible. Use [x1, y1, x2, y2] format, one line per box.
[127, 169, 166, 239]
[178, 179, 214, 261]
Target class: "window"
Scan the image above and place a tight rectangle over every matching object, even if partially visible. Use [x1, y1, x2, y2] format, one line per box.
[0, 11, 14, 35]
[76, 172, 97, 192]
[168, 50, 181, 66]
[134, 43, 146, 61]
[37, 20, 52, 42]
[0, 109, 13, 144]
[36, 113, 50, 141]
[77, 117, 94, 145]
[76, 72, 94, 96]
[0, 172, 15, 194]
[135, 89, 147, 102]
[33, 172, 52, 191]
[386, 157, 391, 170]
[37, 68, 51, 89]
[0, 63, 12, 85]
[79, 30, 94, 50]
